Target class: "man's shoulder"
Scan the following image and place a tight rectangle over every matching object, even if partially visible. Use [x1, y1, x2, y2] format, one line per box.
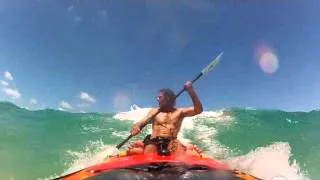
[175, 108, 185, 113]
[149, 107, 159, 113]
[176, 107, 186, 111]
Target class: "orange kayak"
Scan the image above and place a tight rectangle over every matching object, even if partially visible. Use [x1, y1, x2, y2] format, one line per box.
[56, 153, 262, 180]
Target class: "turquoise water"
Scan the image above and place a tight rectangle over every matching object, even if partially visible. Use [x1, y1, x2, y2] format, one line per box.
[0, 102, 319, 180]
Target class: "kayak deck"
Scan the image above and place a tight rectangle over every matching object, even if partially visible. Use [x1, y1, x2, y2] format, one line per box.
[59, 154, 262, 180]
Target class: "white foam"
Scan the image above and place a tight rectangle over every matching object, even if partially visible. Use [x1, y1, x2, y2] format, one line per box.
[111, 131, 130, 139]
[63, 140, 119, 175]
[224, 142, 309, 180]
[195, 125, 217, 141]
[81, 125, 108, 134]
[178, 109, 234, 157]
[193, 110, 233, 123]
[42, 140, 119, 180]
[113, 104, 151, 122]
[245, 107, 257, 110]
[286, 118, 298, 124]
[184, 119, 233, 158]
[191, 124, 229, 157]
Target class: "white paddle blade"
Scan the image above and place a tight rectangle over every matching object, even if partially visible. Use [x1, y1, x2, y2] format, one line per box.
[201, 52, 223, 75]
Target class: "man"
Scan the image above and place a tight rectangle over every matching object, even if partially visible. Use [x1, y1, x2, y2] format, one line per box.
[128, 81, 203, 155]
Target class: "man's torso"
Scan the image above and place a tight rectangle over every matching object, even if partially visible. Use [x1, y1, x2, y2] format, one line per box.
[151, 108, 184, 138]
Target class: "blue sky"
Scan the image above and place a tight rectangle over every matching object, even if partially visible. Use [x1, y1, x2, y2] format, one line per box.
[0, 0, 319, 112]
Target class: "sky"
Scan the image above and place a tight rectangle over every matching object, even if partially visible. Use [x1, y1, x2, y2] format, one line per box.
[0, 0, 319, 112]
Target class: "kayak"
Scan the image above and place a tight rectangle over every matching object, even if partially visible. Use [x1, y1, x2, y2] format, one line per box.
[58, 153, 261, 179]
[57, 153, 262, 180]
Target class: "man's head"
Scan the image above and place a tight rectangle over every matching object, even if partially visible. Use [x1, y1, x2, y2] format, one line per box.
[157, 88, 176, 109]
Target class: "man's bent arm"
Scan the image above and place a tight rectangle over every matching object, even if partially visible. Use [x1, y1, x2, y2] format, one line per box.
[181, 84, 203, 117]
[134, 108, 158, 128]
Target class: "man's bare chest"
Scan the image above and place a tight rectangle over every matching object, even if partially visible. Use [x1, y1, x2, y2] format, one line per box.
[154, 111, 181, 125]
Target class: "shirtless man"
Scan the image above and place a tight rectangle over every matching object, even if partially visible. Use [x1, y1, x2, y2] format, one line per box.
[129, 81, 203, 155]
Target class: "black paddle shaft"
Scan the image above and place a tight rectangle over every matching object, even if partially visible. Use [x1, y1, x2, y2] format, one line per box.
[116, 72, 203, 149]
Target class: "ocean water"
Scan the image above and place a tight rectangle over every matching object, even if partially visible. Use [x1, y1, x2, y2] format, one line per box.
[0, 102, 319, 180]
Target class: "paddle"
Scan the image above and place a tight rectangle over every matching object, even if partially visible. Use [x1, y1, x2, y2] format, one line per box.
[51, 52, 223, 180]
[116, 52, 223, 149]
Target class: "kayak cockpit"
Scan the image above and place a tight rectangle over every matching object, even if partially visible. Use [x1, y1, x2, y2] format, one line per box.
[58, 154, 262, 180]
[85, 162, 260, 180]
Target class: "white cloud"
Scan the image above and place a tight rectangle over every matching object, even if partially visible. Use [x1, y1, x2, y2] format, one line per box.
[30, 98, 38, 105]
[80, 92, 96, 103]
[4, 71, 13, 81]
[59, 101, 73, 110]
[0, 80, 8, 86]
[2, 87, 21, 99]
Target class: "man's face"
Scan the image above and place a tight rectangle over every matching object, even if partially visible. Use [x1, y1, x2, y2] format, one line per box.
[157, 92, 168, 107]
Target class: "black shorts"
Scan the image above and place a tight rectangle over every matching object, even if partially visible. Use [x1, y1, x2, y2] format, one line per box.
[142, 134, 172, 146]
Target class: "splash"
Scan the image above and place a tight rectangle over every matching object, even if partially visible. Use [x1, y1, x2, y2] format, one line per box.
[224, 142, 309, 180]
[111, 131, 131, 139]
[285, 118, 298, 124]
[63, 140, 119, 175]
[80, 125, 108, 134]
[180, 111, 234, 158]
[113, 104, 151, 122]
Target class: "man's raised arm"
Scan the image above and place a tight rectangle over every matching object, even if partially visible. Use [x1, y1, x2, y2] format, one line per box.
[181, 81, 203, 118]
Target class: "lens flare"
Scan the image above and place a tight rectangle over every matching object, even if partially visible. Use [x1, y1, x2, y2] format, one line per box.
[260, 52, 279, 74]
[255, 44, 279, 74]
